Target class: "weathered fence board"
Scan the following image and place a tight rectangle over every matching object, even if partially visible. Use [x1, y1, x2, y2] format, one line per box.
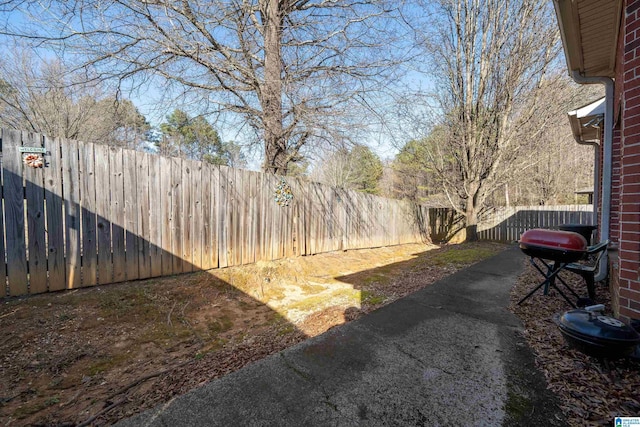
[4, 129, 28, 295]
[160, 156, 173, 276]
[148, 154, 162, 277]
[232, 168, 242, 266]
[110, 147, 126, 283]
[0, 131, 5, 293]
[23, 132, 47, 294]
[62, 139, 81, 289]
[210, 164, 220, 269]
[192, 160, 203, 270]
[95, 144, 113, 285]
[218, 165, 229, 268]
[44, 136, 65, 291]
[79, 141, 97, 286]
[137, 153, 152, 279]
[171, 157, 183, 275]
[201, 163, 213, 270]
[181, 160, 194, 273]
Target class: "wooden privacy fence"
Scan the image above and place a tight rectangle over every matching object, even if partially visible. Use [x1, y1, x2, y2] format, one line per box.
[0, 129, 447, 297]
[477, 205, 596, 242]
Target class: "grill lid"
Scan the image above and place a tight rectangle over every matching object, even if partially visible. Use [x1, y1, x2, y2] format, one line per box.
[520, 228, 588, 252]
[557, 310, 640, 343]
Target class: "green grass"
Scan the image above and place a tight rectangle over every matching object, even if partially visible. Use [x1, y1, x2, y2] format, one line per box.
[362, 273, 389, 286]
[504, 389, 533, 420]
[207, 315, 234, 335]
[361, 290, 385, 305]
[12, 394, 61, 419]
[87, 353, 131, 376]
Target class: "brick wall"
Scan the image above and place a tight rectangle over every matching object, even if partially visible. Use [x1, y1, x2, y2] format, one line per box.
[608, 128, 622, 315]
[618, 0, 640, 321]
[611, 128, 622, 245]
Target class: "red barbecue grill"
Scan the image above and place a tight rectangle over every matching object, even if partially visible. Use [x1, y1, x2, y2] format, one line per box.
[518, 229, 598, 308]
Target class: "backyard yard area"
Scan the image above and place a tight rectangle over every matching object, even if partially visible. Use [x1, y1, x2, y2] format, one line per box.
[0, 241, 504, 426]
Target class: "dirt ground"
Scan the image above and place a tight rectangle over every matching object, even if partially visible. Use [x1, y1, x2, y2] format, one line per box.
[0, 241, 504, 426]
[511, 261, 640, 426]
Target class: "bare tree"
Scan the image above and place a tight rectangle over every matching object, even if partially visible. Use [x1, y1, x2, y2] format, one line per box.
[392, 72, 601, 208]
[405, 0, 561, 240]
[0, 48, 149, 147]
[509, 76, 602, 205]
[2, 0, 405, 174]
[312, 145, 383, 193]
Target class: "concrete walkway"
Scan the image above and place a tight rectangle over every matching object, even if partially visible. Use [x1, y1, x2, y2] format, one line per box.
[118, 246, 566, 426]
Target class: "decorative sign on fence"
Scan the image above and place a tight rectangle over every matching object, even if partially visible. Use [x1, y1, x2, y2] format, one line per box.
[18, 147, 46, 154]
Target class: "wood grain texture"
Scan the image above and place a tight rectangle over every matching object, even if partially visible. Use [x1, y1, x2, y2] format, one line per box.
[191, 160, 203, 270]
[94, 144, 113, 285]
[110, 147, 126, 283]
[61, 139, 81, 288]
[79, 141, 97, 286]
[160, 156, 173, 276]
[3, 129, 28, 295]
[136, 151, 151, 279]
[200, 162, 212, 270]
[148, 154, 162, 277]
[0, 131, 6, 294]
[23, 132, 47, 293]
[181, 160, 193, 272]
[171, 157, 183, 274]
[210, 165, 220, 269]
[217, 165, 229, 268]
[124, 149, 140, 280]
[44, 136, 65, 291]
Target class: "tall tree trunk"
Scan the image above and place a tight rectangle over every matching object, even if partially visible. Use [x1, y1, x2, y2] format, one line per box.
[463, 179, 482, 241]
[261, 0, 286, 175]
[505, 183, 510, 207]
[465, 198, 479, 242]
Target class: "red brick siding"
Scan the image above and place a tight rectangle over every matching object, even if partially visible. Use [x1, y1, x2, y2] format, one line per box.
[610, 249, 621, 317]
[618, 0, 640, 321]
[610, 128, 622, 244]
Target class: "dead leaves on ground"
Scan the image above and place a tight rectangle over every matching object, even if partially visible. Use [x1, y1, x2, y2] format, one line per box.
[510, 263, 640, 425]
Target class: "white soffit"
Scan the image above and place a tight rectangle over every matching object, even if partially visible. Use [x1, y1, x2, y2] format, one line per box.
[554, 0, 623, 78]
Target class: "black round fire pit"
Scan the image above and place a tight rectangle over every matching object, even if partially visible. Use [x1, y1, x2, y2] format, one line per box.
[555, 309, 640, 359]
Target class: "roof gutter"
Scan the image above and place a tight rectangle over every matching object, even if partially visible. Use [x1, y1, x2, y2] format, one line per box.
[570, 71, 612, 282]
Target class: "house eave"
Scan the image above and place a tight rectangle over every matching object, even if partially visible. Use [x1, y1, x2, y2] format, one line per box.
[553, 0, 623, 79]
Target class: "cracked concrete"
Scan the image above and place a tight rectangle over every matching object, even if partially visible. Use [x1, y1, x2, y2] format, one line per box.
[117, 246, 565, 427]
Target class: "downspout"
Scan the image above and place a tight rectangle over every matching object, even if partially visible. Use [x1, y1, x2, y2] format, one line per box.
[570, 122, 600, 219]
[570, 71, 613, 282]
[592, 148, 600, 215]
